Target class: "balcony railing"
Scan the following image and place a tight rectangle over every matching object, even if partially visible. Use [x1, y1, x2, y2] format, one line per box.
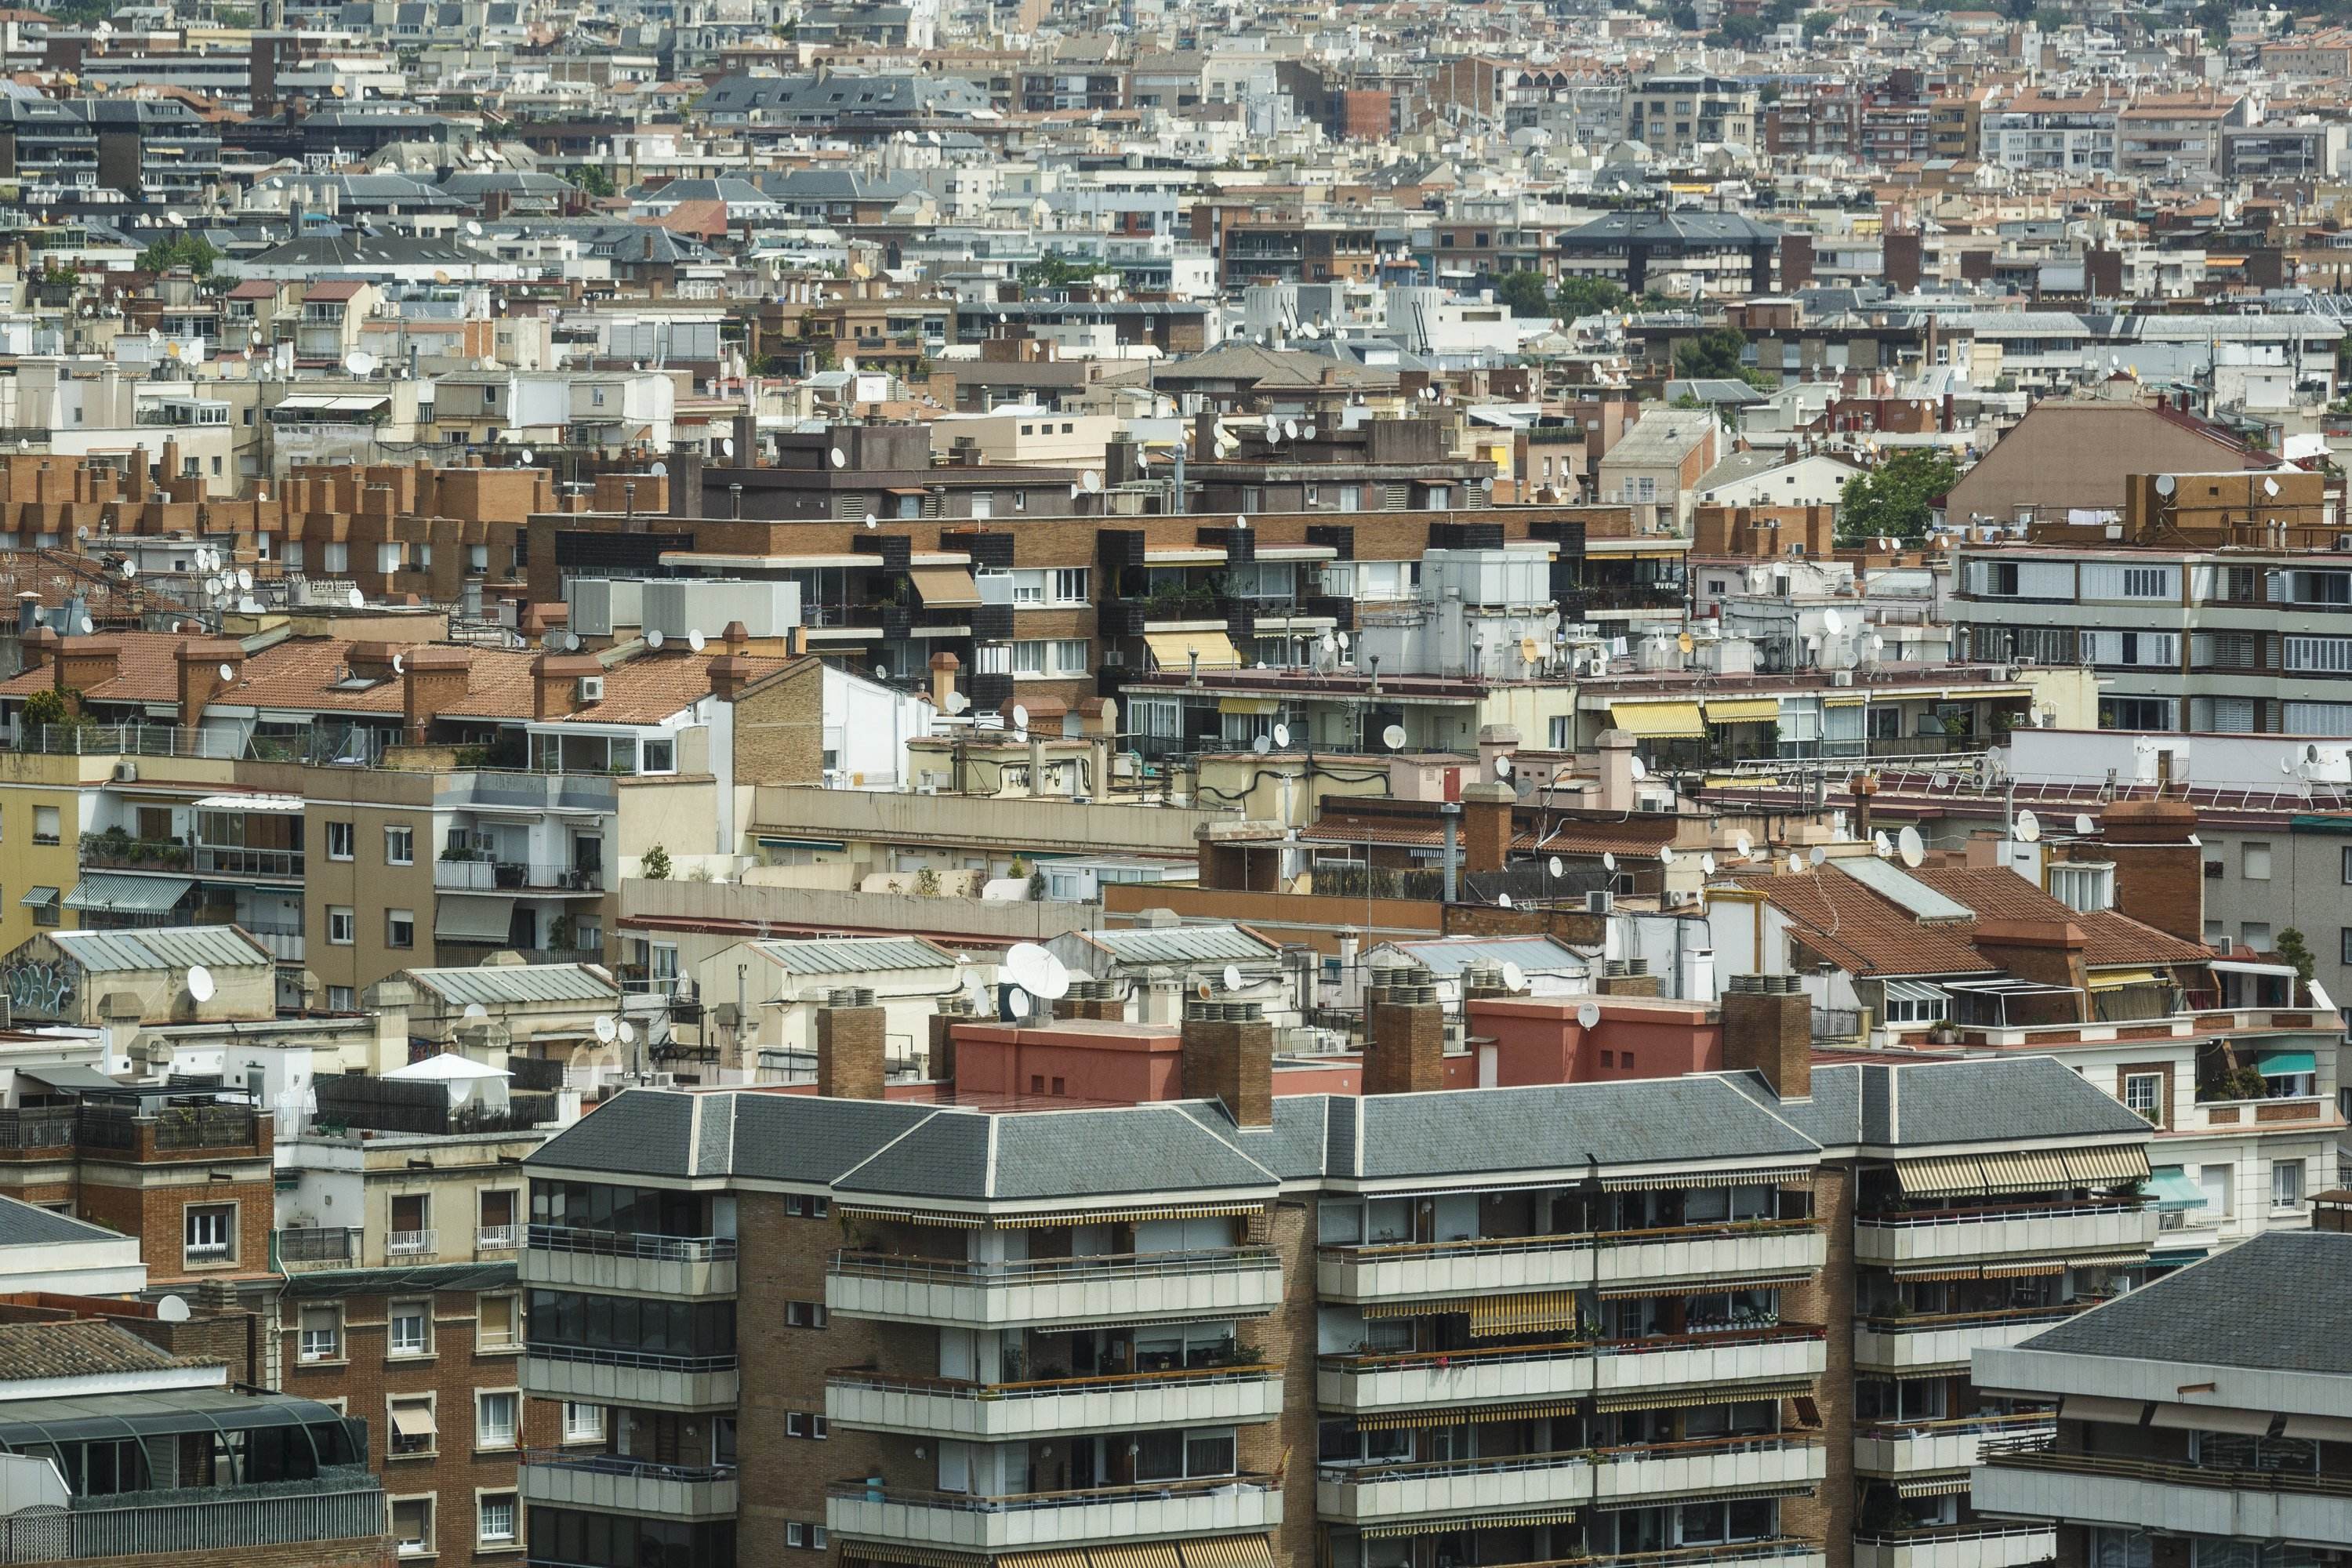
[826, 1362, 1283, 1438]
[477, 1225, 523, 1250]
[274, 1226, 359, 1267]
[0, 1106, 76, 1152]
[824, 1470, 1280, 1545]
[387, 1229, 437, 1258]
[78, 833, 193, 871]
[1853, 1200, 2153, 1267]
[194, 844, 306, 880]
[521, 1449, 735, 1485]
[1479, 1541, 1824, 1568]
[1852, 1303, 2091, 1371]
[0, 1471, 385, 1563]
[1977, 1430, 2352, 1498]
[527, 1225, 737, 1261]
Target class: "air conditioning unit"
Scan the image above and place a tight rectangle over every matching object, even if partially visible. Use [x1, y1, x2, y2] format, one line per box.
[1831, 669, 1855, 687]
[113, 760, 137, 782]
[577, 675, 604, 702]
[1585, 890, 1613, 914]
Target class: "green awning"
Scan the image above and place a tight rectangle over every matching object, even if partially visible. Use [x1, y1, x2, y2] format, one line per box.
[17, 887, 57, 909]
[64, 874, 194, 916]
[2147, 1166, 2206, 1212]
[2257, 1051, 2316, 1076]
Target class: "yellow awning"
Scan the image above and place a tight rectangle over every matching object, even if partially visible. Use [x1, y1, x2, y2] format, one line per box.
[907, 565, 982, 608]
[993, 1202, 1261, 1228]
[1362, 1296, 1475, 1319]
[1608, 701, 1704, 739]
[1143, 630, 1240, 671]
[1000, 1553, 1091, 1568]
[2062, 1145, 2151, 1187]
[1091, 1547, 1181, 1568]
[1822, 695, 1866, 707]
[1468, 1290, 1584, 1338]
[2086, 968, 2160, 991]
[1894, 1154, 1989, 1199]
[1361, 1508, 1578, 1539]
[1218, 697, 1280, 716]
[1979, 1148, 2074, 1195]
[1704, 698, 1782, 724]
[1356, 1399, 1583, 1431]
[1178, 1540, 1276, 1568]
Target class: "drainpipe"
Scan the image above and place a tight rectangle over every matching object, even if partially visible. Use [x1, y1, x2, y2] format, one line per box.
[1440, 801, 1461, 903]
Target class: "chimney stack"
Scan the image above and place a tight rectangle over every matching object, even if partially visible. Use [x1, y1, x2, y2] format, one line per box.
[2100, 799, 2203, 946]
[1721, 974, 1811, 1100]
[1460, 780, 1516, 875]
[175, 640, 245, 728]
[531, 652, 601, 719]
[928, 650, 960, 710]
[1365, 967, 1445, 1094]
[401, 648, 473, 744]
[815, 987, 887, 1099]
[1181, 996, 1273, 1127]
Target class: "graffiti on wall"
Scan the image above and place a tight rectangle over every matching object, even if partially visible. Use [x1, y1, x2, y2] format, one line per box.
[0, 949, 74, 1021]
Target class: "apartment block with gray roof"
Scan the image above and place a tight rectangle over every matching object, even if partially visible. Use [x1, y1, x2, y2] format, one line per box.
[513, 985, 2158, 1568]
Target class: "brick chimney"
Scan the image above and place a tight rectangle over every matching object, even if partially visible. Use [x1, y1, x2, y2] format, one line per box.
[1973, 920, 2088, 1017]
[815, 986, 887, 1099]
[1721, 974, 1810, 1099]
[708, 655, 757, 702]
[2100, 799, 2203, 946]
[1849, 771, 1877, 845]
[402, 648, 473, 744]
[346, 641, 401, 682]
[176, 640, 245, 727]
[1460, 780, 1516, 875]
[1181, 997, 1272, 1127]
[21, 624, 59, 674]
[55, 637, 120, 692]
[929, 650, 960, 709]
[1052, 978, 1124, 1022]
[1364, 968, 1445, 1094]
[531, 653, 602, 719]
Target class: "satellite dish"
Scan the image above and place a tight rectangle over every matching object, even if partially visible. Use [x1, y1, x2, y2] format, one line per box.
[594, 1015, 617, 1043]
[520, 449, 535, 466]
[561, 632, 581, 652]
[829, 448, 848, 469]
[2074, 813, 2094, 836]
[1011, 702, 1031, 732]
[155, 1294, 189, 1323]
[1222, 963, 1243, 992]
[343, 350, 376, 377]
[1602, 852, 1617, 871]
[1788, 852, 1806, 874]
[2154, 474, 2176, 497]
[1302, 423, 1317, 440]
[1253, 735, 1272, 756]
[649, 462, 668, 480]
[688, 630, 706, 652]
[1658, 844, 1676, 866]
[466, 219, 485, 237]
[863, 514, 879, 530]
[237, 568, 253, 590]
[1501, 960, 1526, 991]
[347, 587, 365, 609]
[1382, 724, 1407, 750]
[1004, 942, 1070, 1000]
[1548, 856, 1564, 878]
[1897, 825, 1926, 868]
[119, 559, 136, 579]
[1822, 607, 1846, 638]
[873, 666, 890, 682]
[1629, 756, 1648, 781]
[78, 615, 93, 635]
[1494, 754, 1513, 779]
[1006, 984, 1033, 1017]
[1700, 852, 1717, 875]
[720, 438, 735, 457]
[2015, 809, 2042, 844]
[1497, 892, 1514, 909]
[215, 661, 234, 683]
[1809, 845, 1827, 867]
[1283, 419, 1298, 441]
[946, 691, 970, 714]
[1873, 829, 1893, 858]
[463, 1002, 488, 1021]
[185, 965, 215, 1003]
[647, 630, 665, 649]
[1735, 833, 1755, 859]
[1082, 470, 1103, 494]
[617, 1021, 636, 1045]
[1272, 723, 1291, 748]
[1576, 1001, 1602, 1029]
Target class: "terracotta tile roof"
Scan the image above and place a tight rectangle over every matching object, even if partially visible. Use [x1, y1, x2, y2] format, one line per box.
[1907, 866, 2211, 967]
[0, 1319, 212, 1381]
[1730, 866, 1998, 978]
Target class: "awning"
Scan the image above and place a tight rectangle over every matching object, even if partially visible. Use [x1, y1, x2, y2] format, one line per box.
[1896, 1476, 1973, 1499]
[1595, 1377, 1813, 1413]
[831, 1205, 985, 1229]
[2086, 968, 2160, 992]
[1356, 1399, 1582, 1431]
[64, 873, 193, 915]
[2060, 1395, 2147, 1425]
[907, 565, 981, 608]
[1607, 701, 1704, 739]
[2258, 1050, 2318, 1076]
[1602, 1166, 1813, 1191]
[2060, 1145, 2151, 1188]
[1361, 1297, 1473, 1319]
[992, 1202, 1261, 1229]
[1886, 979, 1947, 1005]
[1142, 630, 1240, 671]
[1359, 1508, 1577, 1539]
[1178, 1538, 1276, 1568]
[1091, 1546, 1181, 1568]
[193, 793, 305, 812]
[2282, 1414, 2352, 1443]
[1980, 1149, 2074, 1195]
[848, 1546, 983, 1568]
[1704, 698, 1782, 724]
[433, 894, 517, 942]
[1468, 1290, 1584, 1338]
[999, 1553, 1090, 1568]
[17, 887, 57, 909]
[17, 1064, 127, 1094]
[1893, 1154, 1990, 1199]
[2150, 1403, 2273, 1436]
[2147, 1166, 2207, 1212]
[388, 1403, 435, 1439]
[1218, 697, 1280, 717]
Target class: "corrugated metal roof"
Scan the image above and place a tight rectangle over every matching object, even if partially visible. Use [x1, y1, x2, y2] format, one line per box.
[49, 926, 270, 974]
[1091, 924, 1279, 965]
[405, 964, 619, 1007]
[1384, 937, 1588, 977]
[752, 937, 954, 975]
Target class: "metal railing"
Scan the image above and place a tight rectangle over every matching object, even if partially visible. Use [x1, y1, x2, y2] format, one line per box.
[524, 1342, 739, 1374]
[826, 1363, 1279, 1402]
[1855, 1303, 2088, 1334]
[829, 1244, 1276, 1286]
[1978, 1429, 2352, 1497]
[152, 1106, 261, 1150]
[0, 1107, 76, 1152]
[477, 1225, 523, 1250]
[527, 1224, 736, 1261]
[275, 1226, 358, 1264]
[13, 723, 244, 759]
[0, 1473, 386, 1563]
[1855, 1200, 2143, 1229]
[1319, 1216, 1818, 1263]
[1858, 1410, 2056, 1441]
[1322, 1433, 1819, 1487]
[1853, 1526, 2054, 1549]
[490, 861, 605, 892]
[1479, 1541, 1823, 1568]
[194, 844, 306, 879]
[825, 1471, 1279, 1514]
[386, 1229, 437, 1257]
[521, 1449, 735, 1484]
[77, 833, 194, 871]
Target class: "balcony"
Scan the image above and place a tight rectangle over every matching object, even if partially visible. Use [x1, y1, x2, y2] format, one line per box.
[1594, 1325, 1828, 1403]
[1595, 1219, 1827, 1292]
[827, 1247, 1284, 1329]
[5, 1469, 385, 1561]
[193, 844, 306, 880]
[1853, 1202, 2154, 1269]
[1317, 1437, 1823, 1525]
[477, 1225, 523, 1251]
[1318, 1327, 1824, 1416]
[1973, 1432, 2352, 1548]
[77, 833, 193, 873]
[1316, 1221, 1822, 1306]
[1588, 1435, 1826, 1509]
[521, 1345, 740, 1413]
[1852, 1306, 2091, 1374]
[519, 1450, 739, 1520]
[521, 1225, 739, 1298]
[436, 856, 604, 894]
[825, 1472, 1281, 1551]
[1854, 1414, 2055, 1479]
[826, 1364, 1284, 1439]
[1853, 1525, 2058, 1568]
[387, 1229, 437, 1258]
[273, 1225, 360, 1272]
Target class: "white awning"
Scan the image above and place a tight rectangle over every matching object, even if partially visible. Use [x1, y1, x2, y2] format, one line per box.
[434, 895, 517, 942]
[193, 793, 305, 812]
[2209, 958, 2297, 978]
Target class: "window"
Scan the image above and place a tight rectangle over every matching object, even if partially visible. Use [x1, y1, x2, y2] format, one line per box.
[478, 1294, 517, 1348]
[2090, 1530, 2151, 1568]
[562, 1402, 604, 1443]
[387, 909, 415, 949]
[785, 1300, 828, 1328]
[2122, 1073, 2163, 1125]
[475, 1391, 517, 1450]
[184, 1204, 235, 1265]
[2272, 1159, 2305, 1210]
[477, 1493, 516, 1546]
[786, 1411, 806, 1437]
[390, 1301, 430, 1356]
[1052, 567, 1090, 603]
[2241, 922, 2272, 952]
[31, 806, 56, 845]
[328, 907, 355, 946]
[2198, 1163, 2232, 1218]
[385, 826, 414, 865]
[328, 985, 354, 1011]
[326, 821, 355, 860]
[641, 736, 675, 773]
[2242, 842, 2272, 880]
[389, 1396, 436, 1457]
[299, 1305, 341, 1362]
[392, 1496, 432, 1555]
[2122, 567, 2171, 598]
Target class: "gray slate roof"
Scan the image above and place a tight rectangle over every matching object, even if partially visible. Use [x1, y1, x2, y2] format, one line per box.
[2016, 1230, 2352, 1375]
[1726, 1058, 2150, 1152]
[0, 1194, 123, 1250]
[837, 1105, 1279, 1202]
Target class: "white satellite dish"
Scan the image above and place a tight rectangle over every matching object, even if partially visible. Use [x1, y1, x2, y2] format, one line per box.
[1382, 724, 1407, 750]
[1494, 754, 1513, 779]
[2015, 809, 2042, 844]
[344, 350, 377, 377]
[1809, 845, 1827, 867]
[617, 1021, 636, 1045]
[1602, 851, 1617, 871]
[466, 219, 484, 237]
[945, 691, 970, 715]
[2074, 813, 2094, 836]
[78, 615, 93, 635]
[1222, 963, 1243, 992]
[186, 965, 215, 1003]
[1006, 984, 1032, 1017]
[650, 463, 667, 479]
[1548, 856, 1564, 878]
[122, 561, 136, 579]
[1082, 470, 1103, 494]
[1629, 756, 1648, 781]
[594, 1015, 617, 1043]
[1576, 1000, 1602, 1029]
[688, 630, 706, 652]
[1253, 735, 1271, 756]
[2154, 474, 2176, 497]
[1873, 829, 1893, 858]
[1283, 419, 1298, 441]
[237, 568, 253, 590]
[2263, 477, 2280, 498]
[1011, 702, 1031, 732]
[1897, 825, 1925, 868]
[863, 514, 879, 530]
[1004, 942, 1070, 1000]
[1272, 723, 1290, 749]
[873, 666, 890, 683]
[156, 1294, 189, 1323]
[1735, 833, 1755, 859]
[520, 449, 535, 466]
[1788, 852, 1806, 874]
[215, 661, 234, 684]
[347, 587, 365, 609]
[1658, 844, 1676, 866]
[720, 438, 734, 457]
[1822, 607, 1846, 638]
[1501, 960, 1526, 992]
[647, 630, 665, 649]
[829, 448, 848, 469]
[463, 1002, 488, 1021]
[1700, 852, 1717, 875]
[1497, 892, 1514, 909]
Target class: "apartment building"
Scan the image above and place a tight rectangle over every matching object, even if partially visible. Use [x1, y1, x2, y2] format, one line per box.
[515, 981, 2156, 1568]
[1621, 74, 1759, 158]
[1969, 1227, 2352, 1567]
[1978, 92, 2119, 173]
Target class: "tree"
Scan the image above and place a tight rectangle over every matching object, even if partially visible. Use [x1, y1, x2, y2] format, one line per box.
[1672, 326, 1751, 381]
[1018, 252, 1100, 291]
[1802, 9, 1835, 34]
[1494, 270, 1553, 318]
[1555, 276, 1628, 318]
[570, 163, 615, 199]
[135, 234, 218, 278]
[640, 844, 672, 880]
[2276, 927, 2316, 988]
[21, 688, 67, 733]
[1835, 449, 1960, 543]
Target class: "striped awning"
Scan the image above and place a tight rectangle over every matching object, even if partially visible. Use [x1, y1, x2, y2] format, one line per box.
[1895, 1149, 2080, 1198]
[1599, 1270, 1813, 1299]
[848, 1547, 985, 1568]
[1893, 1261, 2066, 1281]
[1608, 700, 1705, 739]
[1594, 1376, 1814, 1413]
[994, 1203, 1263, 1229]
[2062, 1253, 2148, 1271]
[1895, 1476, 1973, 1499]
[1592, 1483, 1815, 1513]
[1469, 1290, 1584, 1338]
[1704, 698, 1783, 724]
[833, 1205, 985, 1229]
[1362, 1297, 1475, 1319]
[1091, 1547, 1181, 1568]
[1892, 1154, 1989, 1199]
[1359, 1508, 1578, 1539]
[2061, 1145, 2151, 1188]
[1178, 1539, 1276, 1568]
[1602, 1167, 1812, 1191]
[998, 1553, 1091, 1568]
[1356, 1399, 1582, 1431]
[1980, 1149, 2074, 1195]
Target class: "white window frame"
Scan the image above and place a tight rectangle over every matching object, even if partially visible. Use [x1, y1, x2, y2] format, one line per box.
[184, 1203, 236, 1265]
[384, 825, 414, 865]
[2122, 1073, 2163, 1124]
[326, 821, 355, 861]
[477, 1491, 517, 1546]
[474, 1389, 518, 1451]
[390, 1300, 430, 1357]
[328, 906, 355, 946]
[2272, 1159, 2305, 1210]
[391, 1494, 434, 1556]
